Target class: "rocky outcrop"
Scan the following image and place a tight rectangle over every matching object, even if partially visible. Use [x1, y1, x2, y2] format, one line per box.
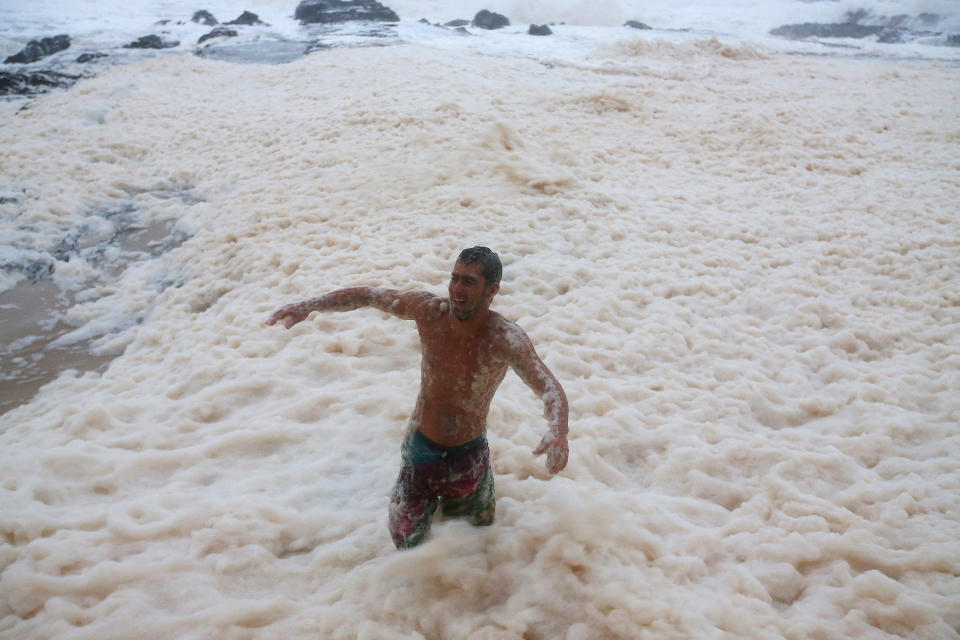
[624, 21, 652, 30]
[192, 10, 218, 26]
[198, 27, 238, 44]
[0, 70, 79, 96]
[124, 35, 180, 49]
[76, 52, 108, 63]
[528, 24, 552, 36]
[4, 35, 71, 64]
[844, 9, 941, 30]
[472, 10, 509, 30]
[769, 12, 946, 44]
[769, 23, 884, 39]
[294, 0, 400, 24]
[225, 11, 265, 26]
[877, 30, 904, 44]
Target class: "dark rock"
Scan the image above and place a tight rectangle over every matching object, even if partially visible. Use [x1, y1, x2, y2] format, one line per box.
[124, 35, 180, 49]
[225, 11, 265, 25]
[76, 52, 108, 63]
[0, 70, 80, 95]
[769, 23, 884, 40]
[528, 24, 552, 36]
[624, 20, 652, 30]
[192, 10, 218, 25]
[197, 27, 239, 44]
[947, 34, 960, 47]
[842, 9, 943, 32]
[4, 35, 71, 64]
[877, 29, 905, 44]
[885, 14, 909, 29]
[294, 0, 399, 24]
[845, 9, 870, 24]
[305, 41, 334, 54]
[444, 19, 470, 27]
[472, 10, 509, 30]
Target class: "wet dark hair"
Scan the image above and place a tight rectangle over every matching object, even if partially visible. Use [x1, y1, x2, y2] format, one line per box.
[457, 246, 502, 285]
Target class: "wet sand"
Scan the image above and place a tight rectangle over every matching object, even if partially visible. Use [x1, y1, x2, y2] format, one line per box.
[0, 279, 114, 415]
[0, 218, 186, 415]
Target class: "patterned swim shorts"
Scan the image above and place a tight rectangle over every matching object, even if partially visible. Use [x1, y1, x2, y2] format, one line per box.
[388, 429, 495, 549]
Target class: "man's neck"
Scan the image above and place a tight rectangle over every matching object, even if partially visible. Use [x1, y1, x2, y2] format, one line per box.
[449, 307, 491, 334]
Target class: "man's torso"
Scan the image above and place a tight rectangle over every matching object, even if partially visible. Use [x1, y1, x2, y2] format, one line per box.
[409, 295, 513, 446]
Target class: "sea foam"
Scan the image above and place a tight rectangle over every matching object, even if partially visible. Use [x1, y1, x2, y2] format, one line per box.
[1, 30, 958, 640]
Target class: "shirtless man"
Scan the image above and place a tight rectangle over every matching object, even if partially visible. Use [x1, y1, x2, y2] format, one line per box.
[267, 247, 569, 549]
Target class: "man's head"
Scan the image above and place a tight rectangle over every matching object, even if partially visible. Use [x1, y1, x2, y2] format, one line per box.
[448, 246, 501, 321]
[457, 246, 502, 286]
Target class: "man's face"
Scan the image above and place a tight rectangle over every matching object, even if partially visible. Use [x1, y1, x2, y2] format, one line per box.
[448, 261, 498, 320]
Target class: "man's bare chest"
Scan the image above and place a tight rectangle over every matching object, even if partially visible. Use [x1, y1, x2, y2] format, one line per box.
[418, 328, 507, 380]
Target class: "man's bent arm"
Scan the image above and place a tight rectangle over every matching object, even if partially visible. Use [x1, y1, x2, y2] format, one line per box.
[504, 324, 570, 474]
[267, 288, 427, 328]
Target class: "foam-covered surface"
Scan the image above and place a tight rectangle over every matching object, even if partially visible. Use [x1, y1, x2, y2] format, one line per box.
[1, 40, 958, 639]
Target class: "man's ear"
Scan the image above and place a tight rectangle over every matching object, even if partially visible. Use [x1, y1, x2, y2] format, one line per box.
[487, 283, 500, 298]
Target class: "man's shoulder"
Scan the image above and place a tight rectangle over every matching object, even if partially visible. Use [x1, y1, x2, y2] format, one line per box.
[394, 290, 442, 304]
[401, 290, 446, 317]
[487, 311, 514, 330]
[370, 289, 445, 321]
[488, 312, 532, 350]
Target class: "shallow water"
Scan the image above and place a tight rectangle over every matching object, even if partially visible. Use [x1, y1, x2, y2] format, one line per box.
[0, 279, 111, 415]
[0, 217, 187, 414]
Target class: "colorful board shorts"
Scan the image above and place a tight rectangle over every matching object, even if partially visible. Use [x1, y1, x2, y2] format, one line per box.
[388, 429, 495, 549]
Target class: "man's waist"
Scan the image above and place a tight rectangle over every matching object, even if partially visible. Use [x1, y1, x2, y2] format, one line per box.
[404, 429, 486, 464]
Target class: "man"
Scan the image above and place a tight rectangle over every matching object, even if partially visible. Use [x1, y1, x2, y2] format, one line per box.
[267, 247, 569, 549]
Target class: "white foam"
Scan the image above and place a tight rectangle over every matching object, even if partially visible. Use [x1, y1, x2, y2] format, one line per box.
[1, 24, 959, 640]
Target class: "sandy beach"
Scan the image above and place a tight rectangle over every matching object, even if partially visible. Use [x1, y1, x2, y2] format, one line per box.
[1, 36, 959, 639]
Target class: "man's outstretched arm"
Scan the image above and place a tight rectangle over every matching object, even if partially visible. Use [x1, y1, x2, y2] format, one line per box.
[267, 287, 429, 329]
[503, 324, 570, 474]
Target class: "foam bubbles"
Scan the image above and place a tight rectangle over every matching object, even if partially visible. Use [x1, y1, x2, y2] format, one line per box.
[1, 33, 959, 640]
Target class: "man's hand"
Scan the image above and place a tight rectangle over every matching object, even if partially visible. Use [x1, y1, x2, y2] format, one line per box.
[533, 430, 569, 475]
[266, 302, 310, 329]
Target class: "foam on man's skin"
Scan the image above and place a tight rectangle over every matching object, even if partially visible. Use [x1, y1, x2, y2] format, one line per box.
[1, 38, 958, 640]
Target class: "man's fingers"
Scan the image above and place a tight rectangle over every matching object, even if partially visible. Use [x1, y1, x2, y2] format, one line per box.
[533, 436, 568, 474]
[266, 308, 302, 330]
[266, 309, 287, 326]
[547, 450, 568, 475]
[534, 432, 557, 456]
[546, 443, 568, 474]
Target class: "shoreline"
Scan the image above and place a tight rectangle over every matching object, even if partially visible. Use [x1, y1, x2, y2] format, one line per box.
[0, 217, 187, 415]
[0, 278, 115, 416]
[3, 16, 960, 100]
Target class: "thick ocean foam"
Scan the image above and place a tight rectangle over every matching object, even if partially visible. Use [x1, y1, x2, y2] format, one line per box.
[1, 25, 959, 640]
